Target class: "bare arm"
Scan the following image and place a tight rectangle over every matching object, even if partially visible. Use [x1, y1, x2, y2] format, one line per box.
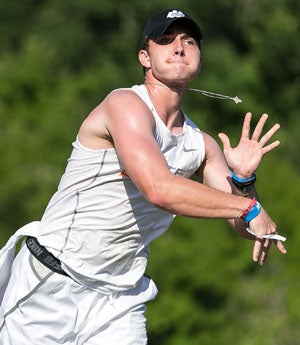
[79, 90, 251, 218]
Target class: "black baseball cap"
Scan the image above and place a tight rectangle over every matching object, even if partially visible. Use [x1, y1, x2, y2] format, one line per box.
[141, 9, 203, 49]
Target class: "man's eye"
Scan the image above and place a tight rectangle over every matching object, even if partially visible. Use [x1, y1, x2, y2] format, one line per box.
[155, 36, 174, 45]
[184, 38, 196, 45]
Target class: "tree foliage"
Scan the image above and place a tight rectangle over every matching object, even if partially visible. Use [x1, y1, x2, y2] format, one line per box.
[0, 0, 299, 344]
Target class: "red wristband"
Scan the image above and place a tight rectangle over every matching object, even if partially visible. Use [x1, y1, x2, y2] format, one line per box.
[240, 198, 257, 219]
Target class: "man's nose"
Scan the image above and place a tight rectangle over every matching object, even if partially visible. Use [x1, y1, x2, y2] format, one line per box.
[173, 38, 185, 56]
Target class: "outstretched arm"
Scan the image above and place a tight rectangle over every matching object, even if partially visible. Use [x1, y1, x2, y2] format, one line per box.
[80, 93, 286, 265]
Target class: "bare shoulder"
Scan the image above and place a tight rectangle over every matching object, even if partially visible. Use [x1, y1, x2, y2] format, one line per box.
[105, 89, 154, 124]
[106, 88, 145, 104]
[78, 88, 154, 150]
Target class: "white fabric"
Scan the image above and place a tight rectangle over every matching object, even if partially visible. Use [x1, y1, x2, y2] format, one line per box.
[0, 221, 40, 303]
[0, 246, 157, 345]
[36, 84, 205, 294]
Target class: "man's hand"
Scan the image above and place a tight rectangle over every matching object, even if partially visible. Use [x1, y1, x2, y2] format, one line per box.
[218, 112, 280, 178]
[248, 209, 287, 265]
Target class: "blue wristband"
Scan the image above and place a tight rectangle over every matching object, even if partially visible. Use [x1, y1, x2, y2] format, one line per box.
[244, 200, 262, 223]
[231, 172, 256, 192]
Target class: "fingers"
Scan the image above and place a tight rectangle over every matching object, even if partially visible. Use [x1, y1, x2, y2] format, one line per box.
[253, 238, 271, 265]
[276, 240, 287, 255]
[240, 112, 252, 139]
[218, 132, 231, 151]
[259, 123, 280, 146]
[261, 140, 280, 155]
[251, 113, 269, 141]
[249, 113, 280, 144]
[243, 112, 280, 155]
[253, 238, 287, 266]
[259, 123, 281, 154]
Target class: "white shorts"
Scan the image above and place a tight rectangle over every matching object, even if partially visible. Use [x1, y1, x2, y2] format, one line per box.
[0, 245, 158, 345]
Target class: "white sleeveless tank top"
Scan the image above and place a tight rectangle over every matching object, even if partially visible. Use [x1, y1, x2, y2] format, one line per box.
[38, 85, 205, 294]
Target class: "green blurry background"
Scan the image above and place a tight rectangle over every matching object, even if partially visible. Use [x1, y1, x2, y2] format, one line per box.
[0, 0, 299, 344]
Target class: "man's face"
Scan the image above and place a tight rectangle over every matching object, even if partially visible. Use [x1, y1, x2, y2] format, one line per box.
[145, 22, 202, 85]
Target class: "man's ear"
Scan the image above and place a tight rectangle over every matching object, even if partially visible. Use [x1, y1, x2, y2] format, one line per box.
[138, 50, 151, 69]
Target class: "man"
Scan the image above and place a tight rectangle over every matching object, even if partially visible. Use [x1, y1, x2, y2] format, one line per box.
[0, 8, 286, 345]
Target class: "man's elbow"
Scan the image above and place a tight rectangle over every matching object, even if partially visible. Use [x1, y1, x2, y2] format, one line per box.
[144, 186, 173, 210]
[138, 173, 177, 210]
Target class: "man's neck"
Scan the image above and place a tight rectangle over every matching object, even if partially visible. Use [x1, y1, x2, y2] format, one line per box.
[144, 80, 187, 134]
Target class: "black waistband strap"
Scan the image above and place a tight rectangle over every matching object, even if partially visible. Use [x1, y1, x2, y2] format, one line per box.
[26, 236, 69, 277]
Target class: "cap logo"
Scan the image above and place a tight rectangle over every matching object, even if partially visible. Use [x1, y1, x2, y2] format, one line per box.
[166, 10, 186, 19]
